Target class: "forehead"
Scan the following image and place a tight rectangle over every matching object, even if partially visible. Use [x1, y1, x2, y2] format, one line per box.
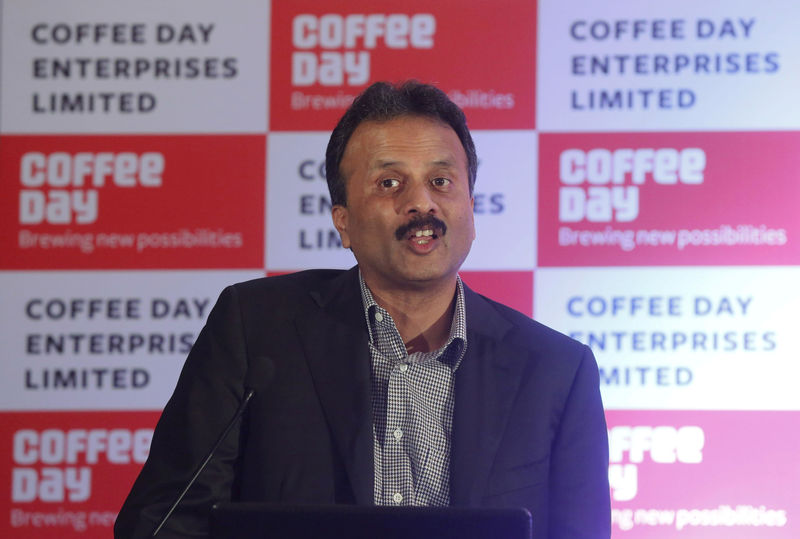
[341, 115, 467, 173]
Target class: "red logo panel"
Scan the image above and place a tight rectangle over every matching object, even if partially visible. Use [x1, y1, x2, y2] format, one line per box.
[270, 0, 536, 131]
[460, 271, 533, 317]
[538, 132, 800, 266]
[0, 411, 159, 539]
[1, 135, 265, 269]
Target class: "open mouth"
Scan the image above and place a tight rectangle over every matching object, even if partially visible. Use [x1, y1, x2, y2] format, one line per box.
[395, 215, 447, 243]
[408, 227, 438, 244]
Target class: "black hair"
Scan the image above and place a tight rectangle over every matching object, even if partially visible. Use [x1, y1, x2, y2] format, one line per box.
[325, 80, 477, 206]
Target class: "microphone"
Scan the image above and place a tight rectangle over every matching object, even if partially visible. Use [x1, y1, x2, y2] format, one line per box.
[151, 356, 274, 537]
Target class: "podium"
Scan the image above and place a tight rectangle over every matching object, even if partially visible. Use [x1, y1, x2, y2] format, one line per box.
[210, 503, 532, 539]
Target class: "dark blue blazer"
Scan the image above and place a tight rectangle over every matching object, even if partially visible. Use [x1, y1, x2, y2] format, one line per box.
[115, 267, 610, 538]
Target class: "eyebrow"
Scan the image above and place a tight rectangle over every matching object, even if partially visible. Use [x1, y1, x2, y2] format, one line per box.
[372, 158, 457, 170]
[431, 159, 457, 168]
[373, 160, 399, 170]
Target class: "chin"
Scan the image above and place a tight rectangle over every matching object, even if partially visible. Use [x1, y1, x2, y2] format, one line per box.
[399, 266, 456, 285]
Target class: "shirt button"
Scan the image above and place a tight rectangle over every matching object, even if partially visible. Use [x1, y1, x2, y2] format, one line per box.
[398, 363, 408, 373]
[374, 312, 384, 322]
[393, 492, 403, 503]
[393, 428, 403, 440]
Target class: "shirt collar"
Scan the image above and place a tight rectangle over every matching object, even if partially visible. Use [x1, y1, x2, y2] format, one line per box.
[358, 269, 467, 371]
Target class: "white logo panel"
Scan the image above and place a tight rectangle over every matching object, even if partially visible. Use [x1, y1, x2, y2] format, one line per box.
[537, 0, 800, 131]
[266, 132, 356, 271]
[266, 131, 537, 272]
[463, 130, 537, 270]
[0, 0, 268, 133]
[0, 270, 264, 411]
[534, 267, 800, 410]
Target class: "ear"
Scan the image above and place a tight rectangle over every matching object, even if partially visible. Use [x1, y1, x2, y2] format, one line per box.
[331, 205, 351, 249]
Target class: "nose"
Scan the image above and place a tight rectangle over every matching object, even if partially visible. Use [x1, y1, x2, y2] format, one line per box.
[399, 179, 438, 216]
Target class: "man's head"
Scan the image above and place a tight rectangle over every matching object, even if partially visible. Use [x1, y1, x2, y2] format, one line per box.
[325, 81, 477, 207]
[327, 81, 477, 292]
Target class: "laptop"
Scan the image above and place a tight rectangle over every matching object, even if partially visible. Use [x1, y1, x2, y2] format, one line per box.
[210, 503, 532, 539]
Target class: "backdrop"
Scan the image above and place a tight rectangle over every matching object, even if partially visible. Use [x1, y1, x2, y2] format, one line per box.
[1, 0, 798, 537]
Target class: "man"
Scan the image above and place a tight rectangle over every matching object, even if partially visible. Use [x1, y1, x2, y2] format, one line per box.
[115, 81, 610, 538]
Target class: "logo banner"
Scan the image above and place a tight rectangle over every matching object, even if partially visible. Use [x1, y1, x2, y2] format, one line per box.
[1, 135, 266, 269]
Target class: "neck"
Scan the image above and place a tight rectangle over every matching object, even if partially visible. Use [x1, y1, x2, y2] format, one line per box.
[365, 275, 458, 353]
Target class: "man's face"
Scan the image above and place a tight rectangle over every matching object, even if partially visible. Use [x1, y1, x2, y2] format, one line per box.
[332, 115, 475, 292]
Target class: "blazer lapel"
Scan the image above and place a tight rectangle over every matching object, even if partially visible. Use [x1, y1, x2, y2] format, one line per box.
[294, 268, 374, 504]
[451, 286, 529, 506]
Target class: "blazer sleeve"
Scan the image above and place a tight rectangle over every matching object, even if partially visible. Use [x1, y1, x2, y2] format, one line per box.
[114, 285, 250, 539]
[548, 345, 611, 539]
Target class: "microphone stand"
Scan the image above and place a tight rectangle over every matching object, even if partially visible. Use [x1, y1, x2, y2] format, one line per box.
[151, 388, 256, 537]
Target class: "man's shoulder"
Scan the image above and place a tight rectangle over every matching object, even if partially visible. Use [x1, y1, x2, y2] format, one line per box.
[232, 268, 349, 296]
[202, 269, 354, 331]
[216, 268, 354, 321]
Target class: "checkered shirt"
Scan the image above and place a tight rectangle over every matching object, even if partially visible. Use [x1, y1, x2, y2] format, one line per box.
[359, 272, 467, 506]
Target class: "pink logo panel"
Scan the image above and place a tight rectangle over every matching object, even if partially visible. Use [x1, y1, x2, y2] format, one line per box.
[606, 410, 799, 537]
[538, 132, 800, 266]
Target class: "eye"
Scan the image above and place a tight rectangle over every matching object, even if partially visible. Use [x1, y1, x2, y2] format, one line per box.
[431, 177, 451, 188]
[379, 178, 400, 189]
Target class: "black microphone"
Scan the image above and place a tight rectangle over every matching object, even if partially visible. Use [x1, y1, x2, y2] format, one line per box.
[151, 356, 274, 537]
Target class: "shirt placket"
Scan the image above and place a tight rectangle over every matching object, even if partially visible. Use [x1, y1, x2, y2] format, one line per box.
[362, 275, 467, 507]
[374, 308, 411, 506]
[384, 358, 413, 505]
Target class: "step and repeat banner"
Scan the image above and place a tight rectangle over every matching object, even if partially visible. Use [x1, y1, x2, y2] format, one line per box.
[1, 0, 797, 537]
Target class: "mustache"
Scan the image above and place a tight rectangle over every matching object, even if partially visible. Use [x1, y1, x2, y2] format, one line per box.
[394, 214, 447, 240]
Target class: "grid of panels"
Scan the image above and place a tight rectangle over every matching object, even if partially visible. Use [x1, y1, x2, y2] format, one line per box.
[1, 1, 798, 537]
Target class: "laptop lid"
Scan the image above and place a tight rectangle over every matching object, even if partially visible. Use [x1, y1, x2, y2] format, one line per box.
[210, 503, 532, 539]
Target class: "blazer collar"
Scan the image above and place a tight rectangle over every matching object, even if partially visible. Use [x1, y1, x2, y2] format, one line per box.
[295, 267, 374, 504]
